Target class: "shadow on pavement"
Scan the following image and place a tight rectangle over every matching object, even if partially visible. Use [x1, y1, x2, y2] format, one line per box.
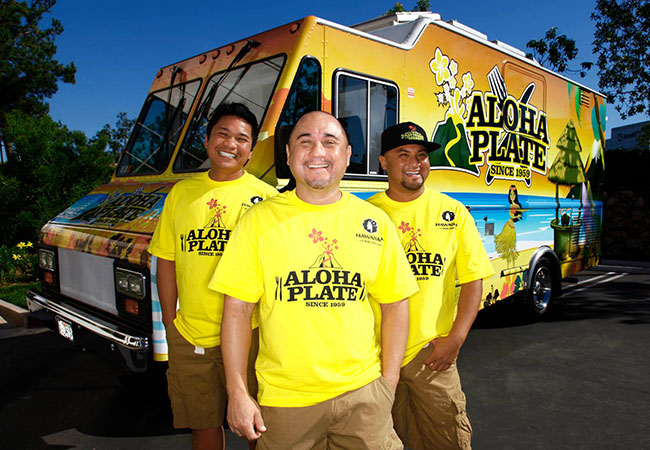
[472, 293, 538, 329]
[473, 275, 650, 331]
[547, 279, 650, 325]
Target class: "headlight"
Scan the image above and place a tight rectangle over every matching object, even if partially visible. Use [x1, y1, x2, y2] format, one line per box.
[115, 268, 146, 300]
[38, 249, 56, 271]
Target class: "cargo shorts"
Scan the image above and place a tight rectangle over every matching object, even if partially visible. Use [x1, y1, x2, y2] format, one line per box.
[165, 322, 259, 430]
[392, 346, 472, 450]
[258, 376, 403, 450]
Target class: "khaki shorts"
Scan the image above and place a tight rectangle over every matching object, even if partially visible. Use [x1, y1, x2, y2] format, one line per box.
[258, 377, 402, 450]
[165, 323, 259, 430]
[392, 346, 472, 450]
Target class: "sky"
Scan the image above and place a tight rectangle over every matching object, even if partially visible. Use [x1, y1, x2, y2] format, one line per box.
[45, 0, 645, 140]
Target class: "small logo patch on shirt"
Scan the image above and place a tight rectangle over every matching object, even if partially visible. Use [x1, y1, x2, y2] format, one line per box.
[441, 211, 455, 222]
[362, 219, 378, 234]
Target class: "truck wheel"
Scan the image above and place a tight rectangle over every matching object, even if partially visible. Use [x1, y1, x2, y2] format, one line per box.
[527, 258, 555, 316]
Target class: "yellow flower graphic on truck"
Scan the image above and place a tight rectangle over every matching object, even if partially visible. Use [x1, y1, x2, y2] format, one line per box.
[429, 48, 479, 175]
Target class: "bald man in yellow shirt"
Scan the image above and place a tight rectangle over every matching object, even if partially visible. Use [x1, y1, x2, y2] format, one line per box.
[211, 111, 418, 450]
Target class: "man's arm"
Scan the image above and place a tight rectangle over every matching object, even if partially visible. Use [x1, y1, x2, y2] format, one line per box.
[221, 295, 266, 440]
[156, 257, 178, 329]
[379, 298, 409, 390]
[424, 278, 482, 371]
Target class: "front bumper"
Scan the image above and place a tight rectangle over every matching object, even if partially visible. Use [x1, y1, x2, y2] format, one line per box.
[27, 289, 151, 372]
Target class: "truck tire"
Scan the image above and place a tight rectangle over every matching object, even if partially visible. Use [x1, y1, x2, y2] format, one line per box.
[526, 257, 555, 316]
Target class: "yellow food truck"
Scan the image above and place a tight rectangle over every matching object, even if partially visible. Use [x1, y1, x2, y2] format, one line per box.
[27, 12, 606, 371]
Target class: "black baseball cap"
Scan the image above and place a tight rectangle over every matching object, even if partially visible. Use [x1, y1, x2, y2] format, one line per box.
[380, 122, 441, 155]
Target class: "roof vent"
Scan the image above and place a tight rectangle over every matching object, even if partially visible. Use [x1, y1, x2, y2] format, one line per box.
[446, 20, 487, 41]
[352, 11, 440, 33]
[491, 40, 527, 58]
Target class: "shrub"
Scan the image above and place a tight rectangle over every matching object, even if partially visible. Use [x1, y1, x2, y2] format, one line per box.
[0, 242, 38, 284]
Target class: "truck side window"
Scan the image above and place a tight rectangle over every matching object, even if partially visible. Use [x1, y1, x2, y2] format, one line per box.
[275, 57, 322, 179]
[335, 72, 398, 176]
[278, 57, 321, 128]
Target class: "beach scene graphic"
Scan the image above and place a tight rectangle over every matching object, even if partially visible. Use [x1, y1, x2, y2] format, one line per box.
[205, 198, 227, 228]
[309, 229, 342, 269]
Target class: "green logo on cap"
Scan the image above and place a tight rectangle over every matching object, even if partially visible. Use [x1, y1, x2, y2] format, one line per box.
[401, 130, 425, 141]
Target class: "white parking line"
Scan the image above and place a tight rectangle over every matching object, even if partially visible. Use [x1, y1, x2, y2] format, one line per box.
[564, 273, 628, 294]
[571, 272, 616, 286]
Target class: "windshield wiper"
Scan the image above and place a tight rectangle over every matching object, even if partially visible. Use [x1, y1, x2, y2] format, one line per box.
[165, 65, 183, 127]
[175, 39, 262, 168]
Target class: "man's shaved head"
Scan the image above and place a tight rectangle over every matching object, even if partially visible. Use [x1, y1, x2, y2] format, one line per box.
[288, 111, 349, 147]
[286, 111, 352, 203]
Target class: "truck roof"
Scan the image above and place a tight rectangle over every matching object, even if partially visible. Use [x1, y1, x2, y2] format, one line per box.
[325, 12, 603, 96]
[158, 12, 602, 98]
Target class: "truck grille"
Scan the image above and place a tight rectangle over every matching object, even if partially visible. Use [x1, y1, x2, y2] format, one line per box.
[58, 248, 117, 315]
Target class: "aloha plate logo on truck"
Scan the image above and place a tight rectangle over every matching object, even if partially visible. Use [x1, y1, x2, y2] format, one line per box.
[429, 48, 550, 187]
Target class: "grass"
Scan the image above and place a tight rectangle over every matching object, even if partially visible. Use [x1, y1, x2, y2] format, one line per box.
[0, 282, 39, 309]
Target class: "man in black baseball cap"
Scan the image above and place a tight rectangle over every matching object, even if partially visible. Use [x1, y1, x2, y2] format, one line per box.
[369, 121, 494, 450]
[380, 121, 440, 156]
[378, 122, 439, 198]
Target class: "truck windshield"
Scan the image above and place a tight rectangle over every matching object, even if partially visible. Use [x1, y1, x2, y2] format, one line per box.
[116, 79, 202, 176]
[173, 55, 285, 172]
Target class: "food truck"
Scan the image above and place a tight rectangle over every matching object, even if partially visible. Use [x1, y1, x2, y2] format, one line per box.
[27, 12, 606, 371]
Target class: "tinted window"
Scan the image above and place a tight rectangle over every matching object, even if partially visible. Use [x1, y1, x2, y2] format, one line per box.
[278, 57, 321, 127]
[275, 57, 322, 178]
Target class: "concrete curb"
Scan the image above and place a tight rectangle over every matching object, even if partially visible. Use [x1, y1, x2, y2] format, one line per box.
[0, 298, 29, 328]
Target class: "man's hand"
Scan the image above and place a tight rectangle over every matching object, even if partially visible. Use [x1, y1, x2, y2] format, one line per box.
[423, 334, 463, 372]
[227, 390, 266, 440]
[222, 296, 262, 440]
[424, 279, 483, 372]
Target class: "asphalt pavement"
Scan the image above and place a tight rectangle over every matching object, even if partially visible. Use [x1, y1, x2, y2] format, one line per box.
[1, 260, 648, 449]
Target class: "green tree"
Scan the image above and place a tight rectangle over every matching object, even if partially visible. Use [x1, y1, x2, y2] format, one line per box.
[0, 0, 76, 155]
[0, 111, 113, 245]
[526, 27, 592, 77]
[386, 0, 430, 15]
[592, 0, 650, 147]
[96, 112, 135, 162]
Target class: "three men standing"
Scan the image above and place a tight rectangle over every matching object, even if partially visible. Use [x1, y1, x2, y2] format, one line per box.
[369, 122, 494, 449]
[151, 105, 493, 449]
[149, 103, 276, 450]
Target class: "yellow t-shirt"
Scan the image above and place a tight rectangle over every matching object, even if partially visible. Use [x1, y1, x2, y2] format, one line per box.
[368, 188, 494, 365]
[148, 171, 277, 348]
[209, 190, 418, 407]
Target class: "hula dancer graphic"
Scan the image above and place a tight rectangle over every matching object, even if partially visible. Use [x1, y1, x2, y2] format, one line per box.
[494, 185, 525, 267]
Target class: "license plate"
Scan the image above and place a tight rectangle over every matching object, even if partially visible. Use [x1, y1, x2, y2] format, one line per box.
[56, 318, 74, 342]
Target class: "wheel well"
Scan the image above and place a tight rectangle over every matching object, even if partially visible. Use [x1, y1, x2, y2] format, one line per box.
[527, 247, 562, 298]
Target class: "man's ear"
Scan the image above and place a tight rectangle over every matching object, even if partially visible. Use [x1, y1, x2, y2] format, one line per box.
[244, 148, 253, 166]
[285, 144, 291, 166]
[379, 155, 387, 171]
[345, 144, 352, 167]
